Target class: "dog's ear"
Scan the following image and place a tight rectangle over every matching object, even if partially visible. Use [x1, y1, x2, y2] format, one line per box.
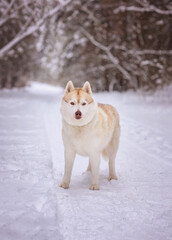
[83, 81, 92, 95]
[65, 81, 74, 93]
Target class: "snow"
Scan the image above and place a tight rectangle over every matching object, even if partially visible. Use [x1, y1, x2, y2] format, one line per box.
[0, 82, 172, 240]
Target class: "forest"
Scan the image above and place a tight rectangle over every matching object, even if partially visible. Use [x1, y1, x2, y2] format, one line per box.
[0, 0, 172, 91]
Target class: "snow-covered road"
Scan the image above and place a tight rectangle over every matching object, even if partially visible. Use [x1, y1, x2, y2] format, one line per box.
[0, 82, 171, 240]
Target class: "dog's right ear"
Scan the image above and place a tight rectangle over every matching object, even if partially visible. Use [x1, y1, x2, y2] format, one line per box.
[65, 81, 74, 93]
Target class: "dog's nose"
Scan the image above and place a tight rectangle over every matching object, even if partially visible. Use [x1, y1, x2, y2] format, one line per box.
[75, 110, 82, 119]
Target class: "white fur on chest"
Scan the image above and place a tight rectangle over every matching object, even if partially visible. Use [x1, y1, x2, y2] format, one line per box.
[62, 120, 95, 156]
[62, 114, 112, 156]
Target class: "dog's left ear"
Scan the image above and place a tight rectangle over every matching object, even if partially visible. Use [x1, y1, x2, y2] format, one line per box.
[83, 81, 92, 95]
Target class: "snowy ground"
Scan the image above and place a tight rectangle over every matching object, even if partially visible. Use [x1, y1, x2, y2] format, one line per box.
[0, 82, 172, 240]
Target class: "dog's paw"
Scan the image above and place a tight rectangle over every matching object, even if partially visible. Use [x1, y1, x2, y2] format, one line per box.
[89, 184, 99, 190]
[82, 169, 91, 175]
[59, 181, 69, 189]
[82, 170, 87, 175]
[108, 175, 118, 181]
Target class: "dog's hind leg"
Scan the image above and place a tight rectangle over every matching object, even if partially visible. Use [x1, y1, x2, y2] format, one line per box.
[82, 160, 91, 175]
[86, 161, 91, 171]
[107, 126, 120, 181]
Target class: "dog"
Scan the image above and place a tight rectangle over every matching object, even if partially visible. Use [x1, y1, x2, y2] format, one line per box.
[60, 81, 120, 190]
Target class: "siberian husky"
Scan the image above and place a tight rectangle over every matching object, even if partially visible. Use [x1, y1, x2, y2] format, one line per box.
[60, 81, 120, 190]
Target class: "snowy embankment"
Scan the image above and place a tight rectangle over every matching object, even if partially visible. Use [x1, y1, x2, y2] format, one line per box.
[0, 82, 171, 240]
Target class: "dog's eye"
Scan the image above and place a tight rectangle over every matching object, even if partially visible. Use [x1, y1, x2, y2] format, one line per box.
[82, 102, 86, 106]
[70, 102, 75, 105]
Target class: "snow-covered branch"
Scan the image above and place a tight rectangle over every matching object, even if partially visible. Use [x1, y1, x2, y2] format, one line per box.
[113, 5, 172, 16]
[80, 6, 100, 23]
[0, 0, 34, 27]
[0, 0, 71, 58]
[80, 27, 132, 82]
[111, 45, 172, 56]
[2, 0, 15, 17]
[0, 13, 15, 27]
[135, 49, 172, 56]
[1, 0, 171, 90]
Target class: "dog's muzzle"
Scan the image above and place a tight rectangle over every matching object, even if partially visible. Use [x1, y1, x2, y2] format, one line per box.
[75, 110, 82, 119]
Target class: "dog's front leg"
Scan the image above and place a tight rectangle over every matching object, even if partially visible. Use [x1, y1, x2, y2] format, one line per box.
[60, 148, 76, 189]
[89, 152, 100, 190]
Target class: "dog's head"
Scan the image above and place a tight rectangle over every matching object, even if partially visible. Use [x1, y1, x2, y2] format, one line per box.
[60, 81, 97, 126]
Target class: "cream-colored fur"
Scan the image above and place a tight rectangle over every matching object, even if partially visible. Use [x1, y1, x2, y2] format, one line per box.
[60, 81, 120, 190]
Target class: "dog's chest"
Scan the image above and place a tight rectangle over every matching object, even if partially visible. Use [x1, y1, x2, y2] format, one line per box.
[71, 127, 93, 155]
[64, 124, 97, 156]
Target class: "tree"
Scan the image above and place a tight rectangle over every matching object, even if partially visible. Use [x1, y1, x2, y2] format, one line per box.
[1, 0, 172, 91]
[56, 0, 172, 91]
[0, 0, 70, 88]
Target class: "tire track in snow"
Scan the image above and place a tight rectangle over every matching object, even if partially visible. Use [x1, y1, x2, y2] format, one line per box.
[121, 116, 172, 165]
[43, 97, 78, 240]
[0, 91, 63, 240]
